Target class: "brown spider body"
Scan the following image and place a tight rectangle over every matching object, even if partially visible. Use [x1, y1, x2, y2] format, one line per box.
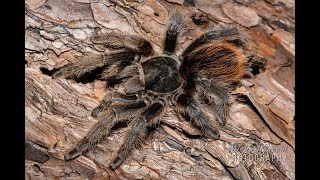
[51, 12, 247, 170]
[182, 42, 245, 82]
[141, 56, 182, 93]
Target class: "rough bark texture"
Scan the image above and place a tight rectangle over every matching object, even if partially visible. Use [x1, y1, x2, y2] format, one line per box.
[25, 0, 295, 179]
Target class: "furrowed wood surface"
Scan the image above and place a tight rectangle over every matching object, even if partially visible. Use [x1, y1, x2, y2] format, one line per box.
[25, 0, 295, 179]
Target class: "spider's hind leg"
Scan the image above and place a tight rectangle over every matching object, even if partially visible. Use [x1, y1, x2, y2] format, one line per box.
[176, 94, 220, 139]
[194, 78, 230, 125]
[164, 13, 182, 54]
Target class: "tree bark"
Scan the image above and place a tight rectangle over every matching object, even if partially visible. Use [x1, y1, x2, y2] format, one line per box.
[25, 0, 295, 179]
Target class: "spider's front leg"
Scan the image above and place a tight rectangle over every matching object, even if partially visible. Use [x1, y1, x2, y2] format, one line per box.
[99, 60, 133, 81]
[164, 12, 182, 54]
[52, 32, 154, 79]
[52, 50, 136, 79]
[90, 33, 154, 56]
[64, 100, 147, 161]
[110, 102, 164, 170]
[176, 94, 220, 139]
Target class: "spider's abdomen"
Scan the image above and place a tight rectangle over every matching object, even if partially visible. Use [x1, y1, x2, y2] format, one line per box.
[180, 42, 245, 82]
[142, 56, 181, 93]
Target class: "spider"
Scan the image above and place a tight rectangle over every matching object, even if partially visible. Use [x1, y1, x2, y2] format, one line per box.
[52, 13, 246, 170]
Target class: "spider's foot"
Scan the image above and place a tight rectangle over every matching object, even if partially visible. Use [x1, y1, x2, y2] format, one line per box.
[110, 156, 124, 170]
[213, 104, 229, 126]
[215, 115, 226, 126]
[51, 70, 63, 79]
[64, 148, 83, 161]
[91, 106, 103, 117]
[204, 127, 220, 140]
[51, 66, 71, 79]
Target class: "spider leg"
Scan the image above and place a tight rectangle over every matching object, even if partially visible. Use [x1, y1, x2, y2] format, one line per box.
[101, 63, 144, 94]
[91, 90, 138, 118]
[90, 33, 154, 56]
[122, 76, 145, 94]
[52, 50, 136, 79]
[164, 12, 182, 54]
[100, 60, 133, 80]
[110, 102, 164, 170]
[194, 78, 230, 125]
[102, 62, 139, 84]
[64, 101, 147, 161]
[181, 28, 242, 59]
[176, 94, 220, 139]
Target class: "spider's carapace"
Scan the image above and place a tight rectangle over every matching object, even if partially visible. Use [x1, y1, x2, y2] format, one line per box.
[141, 56, 182, 93]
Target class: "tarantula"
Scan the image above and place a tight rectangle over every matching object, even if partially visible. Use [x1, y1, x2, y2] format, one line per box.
[52, 13, 246, 169]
